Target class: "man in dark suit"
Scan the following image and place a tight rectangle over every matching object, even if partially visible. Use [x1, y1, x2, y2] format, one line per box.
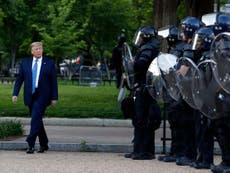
[12, 42, 58, 154]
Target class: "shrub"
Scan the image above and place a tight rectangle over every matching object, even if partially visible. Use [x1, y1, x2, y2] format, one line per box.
[0, 121, 24, 139]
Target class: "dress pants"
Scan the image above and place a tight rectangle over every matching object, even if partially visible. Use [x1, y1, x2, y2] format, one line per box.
[26, 92, 48, 148]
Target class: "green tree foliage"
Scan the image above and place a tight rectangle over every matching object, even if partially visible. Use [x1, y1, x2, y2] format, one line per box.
[0, 0, 142, 68]
[0, 0, 30, 70]
[177, 0, 186, 20]
[40, 0, 78, 60]
[0, 0, 222, 71]
[132, 0, 154, 26]
[83, 0, 135, 64]
[0, 8, 3, 26]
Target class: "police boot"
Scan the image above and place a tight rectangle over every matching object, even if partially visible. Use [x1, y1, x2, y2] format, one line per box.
[176, 156, 193, 166]
[223, 168, 230, 173]
[211, 162, 230, 173]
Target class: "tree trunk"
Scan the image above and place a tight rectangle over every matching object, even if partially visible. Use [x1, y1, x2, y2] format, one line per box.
[162, 0, 179, 26]
[153, 0, 180, 28]
[184, 0, 214, 18]
[153, 0, 215, 28]
[153, 0, 163, 28]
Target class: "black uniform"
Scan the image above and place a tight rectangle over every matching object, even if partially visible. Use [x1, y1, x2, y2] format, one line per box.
[191, 51, 214, 169]
[132, 37, 161, 159]
[158, 40, 186, 162]
[211, 20, 230, 173]
[173, 16, 202, 166]
[210, 91, 230, 173]
[173, 41, 197, 166]
[124, 26, 161, 160]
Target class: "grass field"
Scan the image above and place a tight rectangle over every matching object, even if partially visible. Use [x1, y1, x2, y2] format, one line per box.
[0, 82, 124, 119]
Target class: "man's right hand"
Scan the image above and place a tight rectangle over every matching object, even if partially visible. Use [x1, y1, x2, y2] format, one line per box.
[12, 96, 18, 104]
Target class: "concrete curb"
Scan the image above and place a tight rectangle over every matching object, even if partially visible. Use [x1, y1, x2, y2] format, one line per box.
[0, 141, 221, 154]
[0, 117, 169, 128]
[0, 117, 133, 127]
[0, 141, 168, 153]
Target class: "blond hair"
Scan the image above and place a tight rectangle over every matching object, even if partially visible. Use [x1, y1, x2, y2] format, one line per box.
[30, 42, 43, 48]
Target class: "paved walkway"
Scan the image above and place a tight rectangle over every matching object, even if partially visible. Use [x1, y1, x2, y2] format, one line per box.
[0, 117, 220, 153]
[0, 150, 222, 173]
[0, 117, 171, 153]
[0, 117, 222, 173]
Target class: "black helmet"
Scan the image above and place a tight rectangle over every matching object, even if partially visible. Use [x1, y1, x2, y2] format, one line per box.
[192, 27, 215, 50]
[134, 26, 158, 46]
[180, 16, 202, 40]
[167, 26, 179, 46]
[213, 14, 230, 35]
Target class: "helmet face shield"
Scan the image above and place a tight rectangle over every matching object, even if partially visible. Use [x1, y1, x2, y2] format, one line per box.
[201, 13, 218, 26]
[192, 33, 203, 50]
[192, 27, 215, 50]
[158, 25, 179, 46]
[133, 30, 142, 46]
[133, 26, 157, 46]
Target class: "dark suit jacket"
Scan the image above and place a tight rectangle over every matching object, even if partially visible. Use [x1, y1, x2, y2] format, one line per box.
[13, 57, 58, 107]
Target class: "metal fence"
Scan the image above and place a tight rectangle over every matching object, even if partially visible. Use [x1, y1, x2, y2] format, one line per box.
[79, 66, 102, 86]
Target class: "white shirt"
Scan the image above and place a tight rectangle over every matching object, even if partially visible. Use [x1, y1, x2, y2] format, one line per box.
[32, 57, 42, 88]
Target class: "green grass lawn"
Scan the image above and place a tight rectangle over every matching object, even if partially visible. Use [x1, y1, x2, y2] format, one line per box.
[0, 82, 123, 119]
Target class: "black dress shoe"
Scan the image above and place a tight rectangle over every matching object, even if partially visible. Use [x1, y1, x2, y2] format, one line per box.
[26, 147, 35, 154]
[37, 146, 49, 153]
[124, 153, 134, 158]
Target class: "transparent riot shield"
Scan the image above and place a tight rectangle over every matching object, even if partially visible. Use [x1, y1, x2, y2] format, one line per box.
[192, 59, 228, 119]
[176, 57, 199, 109]
[146, 57, 164, 101]
[157, 53, 181, 101]
[210, 32, 230, 94]
[117, 86, 126, 109]
[121, 42, 134, 90]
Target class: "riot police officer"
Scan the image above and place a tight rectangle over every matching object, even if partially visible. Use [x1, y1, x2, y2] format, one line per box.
[209, 28, 230, 173]
[174, 16, 202, 166]
[124, 26, 161, 160]
[188, 27, 215, 169]
[157, 25, 186, 162]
